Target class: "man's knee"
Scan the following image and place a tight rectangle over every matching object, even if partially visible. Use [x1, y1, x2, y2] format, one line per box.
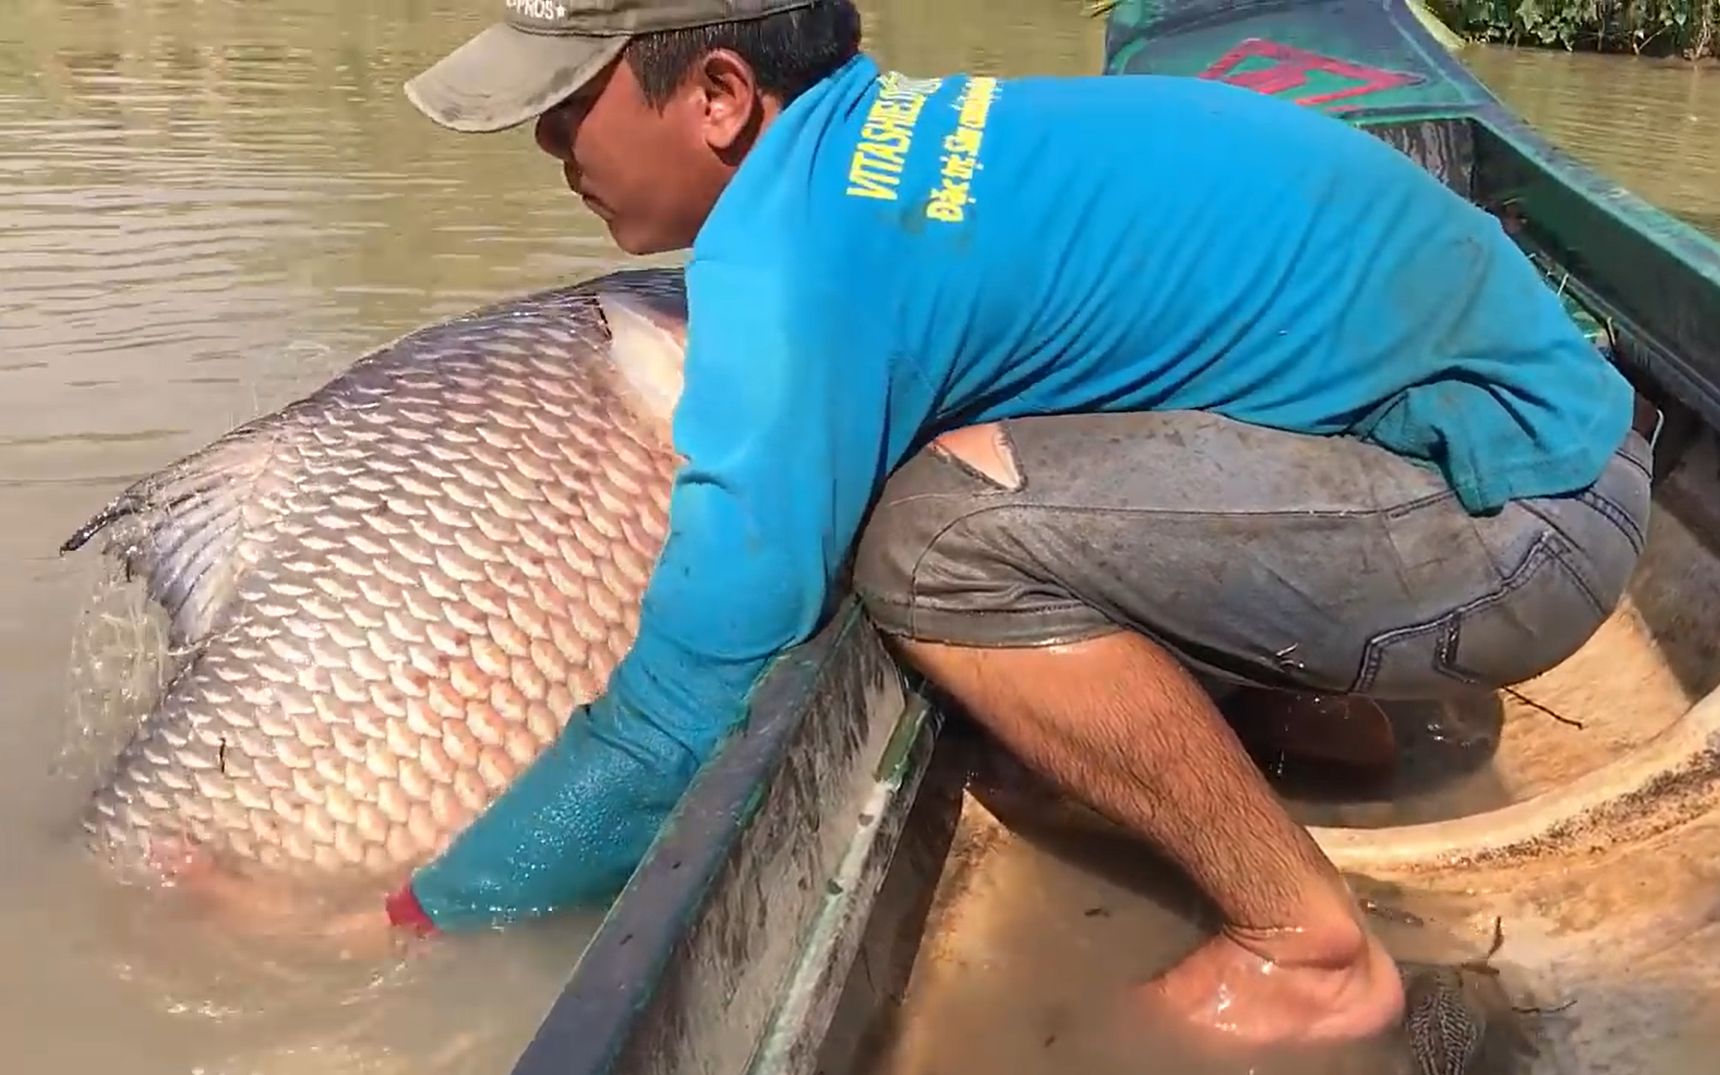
[929, 421, 1022, 490]
[854, 423, 1014, 616]
[851, 441, 998, 638]
[852, 423, 1115, 648]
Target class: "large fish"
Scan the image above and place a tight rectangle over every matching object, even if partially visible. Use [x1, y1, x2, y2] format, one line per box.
[62, 267, 692, 885]
[62, 257, 1720, 922]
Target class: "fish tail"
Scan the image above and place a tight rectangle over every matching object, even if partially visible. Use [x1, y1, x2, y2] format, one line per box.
[58, 420, 292, 650]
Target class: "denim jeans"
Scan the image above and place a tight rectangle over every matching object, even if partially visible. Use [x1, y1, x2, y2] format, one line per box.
[853, 409, 1652, 700]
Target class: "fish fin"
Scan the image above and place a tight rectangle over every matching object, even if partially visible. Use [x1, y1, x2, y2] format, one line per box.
[61, 422, 287, 651]
[597, 288, 688, 427]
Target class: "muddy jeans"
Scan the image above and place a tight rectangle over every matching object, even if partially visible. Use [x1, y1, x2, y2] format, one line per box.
[852, 410, 1654, 700]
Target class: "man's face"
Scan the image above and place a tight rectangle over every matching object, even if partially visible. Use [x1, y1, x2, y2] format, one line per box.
[534, 51, 770, 256]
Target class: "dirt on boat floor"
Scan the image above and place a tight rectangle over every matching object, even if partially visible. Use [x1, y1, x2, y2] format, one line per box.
[855, 430, 1720, 1075]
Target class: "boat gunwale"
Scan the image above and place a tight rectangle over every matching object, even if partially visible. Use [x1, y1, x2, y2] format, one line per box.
[505, 602, 952, 1075]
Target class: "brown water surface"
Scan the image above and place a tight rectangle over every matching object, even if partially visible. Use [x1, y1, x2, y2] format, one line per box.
[1463, 46, 1720, 237]
[2, 1, 1717, 1071]
[0, 2, 1098, 1072]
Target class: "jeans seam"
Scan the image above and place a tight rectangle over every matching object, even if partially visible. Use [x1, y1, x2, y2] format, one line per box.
[918, 449, 1415, 521]
[1519, 489, 1642, 565]
[897, 486, 1386, 524]
[896, 502, 1069, 635]
[860, 589, 1091, 616]
[1577, 487, 1645, 553]
[1352, 530, 1570, 692]
[1549, 541, 1607, 618]
[1382, 489, 1461, 520]
[1617, 445, 1652, 483]
[1440, 541, 1604, 686]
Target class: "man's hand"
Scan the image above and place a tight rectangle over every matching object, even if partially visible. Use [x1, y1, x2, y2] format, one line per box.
[148, 836, 409, 961]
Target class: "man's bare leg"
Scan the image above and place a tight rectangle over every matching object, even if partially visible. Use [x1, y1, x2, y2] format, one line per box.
[855, 411, 1642, 1058]
[892, 628, 1404, 1050]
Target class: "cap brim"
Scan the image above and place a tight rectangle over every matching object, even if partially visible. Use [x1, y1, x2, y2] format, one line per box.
[404, 24, 629, 134]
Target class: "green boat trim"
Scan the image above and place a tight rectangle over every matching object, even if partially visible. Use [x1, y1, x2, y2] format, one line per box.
[507, 604, 960, 1075]
[507, 4, 1720, 1074]
[1404, 0, 1467, 51]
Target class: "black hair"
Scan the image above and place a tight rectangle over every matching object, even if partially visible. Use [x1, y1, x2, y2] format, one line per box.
[624, 0, 863, 109]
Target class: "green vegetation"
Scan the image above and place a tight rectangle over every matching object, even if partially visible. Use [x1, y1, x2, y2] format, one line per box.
[1425, 0, 1717, 58]
[1087, 0, 1716, 59]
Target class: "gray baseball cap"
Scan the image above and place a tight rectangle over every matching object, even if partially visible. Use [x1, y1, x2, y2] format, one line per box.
[406, 0, 818, 134]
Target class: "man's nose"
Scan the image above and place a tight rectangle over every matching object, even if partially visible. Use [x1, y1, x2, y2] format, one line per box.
[534, 106, 574, 160]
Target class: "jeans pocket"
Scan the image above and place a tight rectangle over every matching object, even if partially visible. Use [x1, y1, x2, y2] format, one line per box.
[1354, 530, 1609, 696]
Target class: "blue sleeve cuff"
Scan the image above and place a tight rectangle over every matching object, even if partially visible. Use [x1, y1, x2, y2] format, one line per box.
[405, 688, 715, 930]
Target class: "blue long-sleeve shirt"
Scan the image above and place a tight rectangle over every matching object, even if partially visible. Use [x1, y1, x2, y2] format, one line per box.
[400, 54, 1633, 928]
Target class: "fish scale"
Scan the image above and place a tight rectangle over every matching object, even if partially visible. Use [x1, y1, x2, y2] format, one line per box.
[65, 267, 690, 885]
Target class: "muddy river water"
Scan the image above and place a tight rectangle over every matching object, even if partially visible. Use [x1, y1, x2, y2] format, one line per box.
[2, 1, 1717, 1072]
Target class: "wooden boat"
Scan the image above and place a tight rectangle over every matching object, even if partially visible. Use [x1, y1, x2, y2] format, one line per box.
[504, 2, 1720, 1073]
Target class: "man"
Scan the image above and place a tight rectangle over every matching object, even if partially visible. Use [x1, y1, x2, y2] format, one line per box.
[383, 0, 1653, 1062]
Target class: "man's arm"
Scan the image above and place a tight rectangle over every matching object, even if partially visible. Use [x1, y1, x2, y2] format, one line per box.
[389, 259, 927, 931]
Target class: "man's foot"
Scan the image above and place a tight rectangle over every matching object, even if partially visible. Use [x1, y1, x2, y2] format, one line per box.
[1131, 921, 1406, 1055]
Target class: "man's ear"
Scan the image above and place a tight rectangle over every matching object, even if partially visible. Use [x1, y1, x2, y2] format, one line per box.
[693, 48, 764, 152]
